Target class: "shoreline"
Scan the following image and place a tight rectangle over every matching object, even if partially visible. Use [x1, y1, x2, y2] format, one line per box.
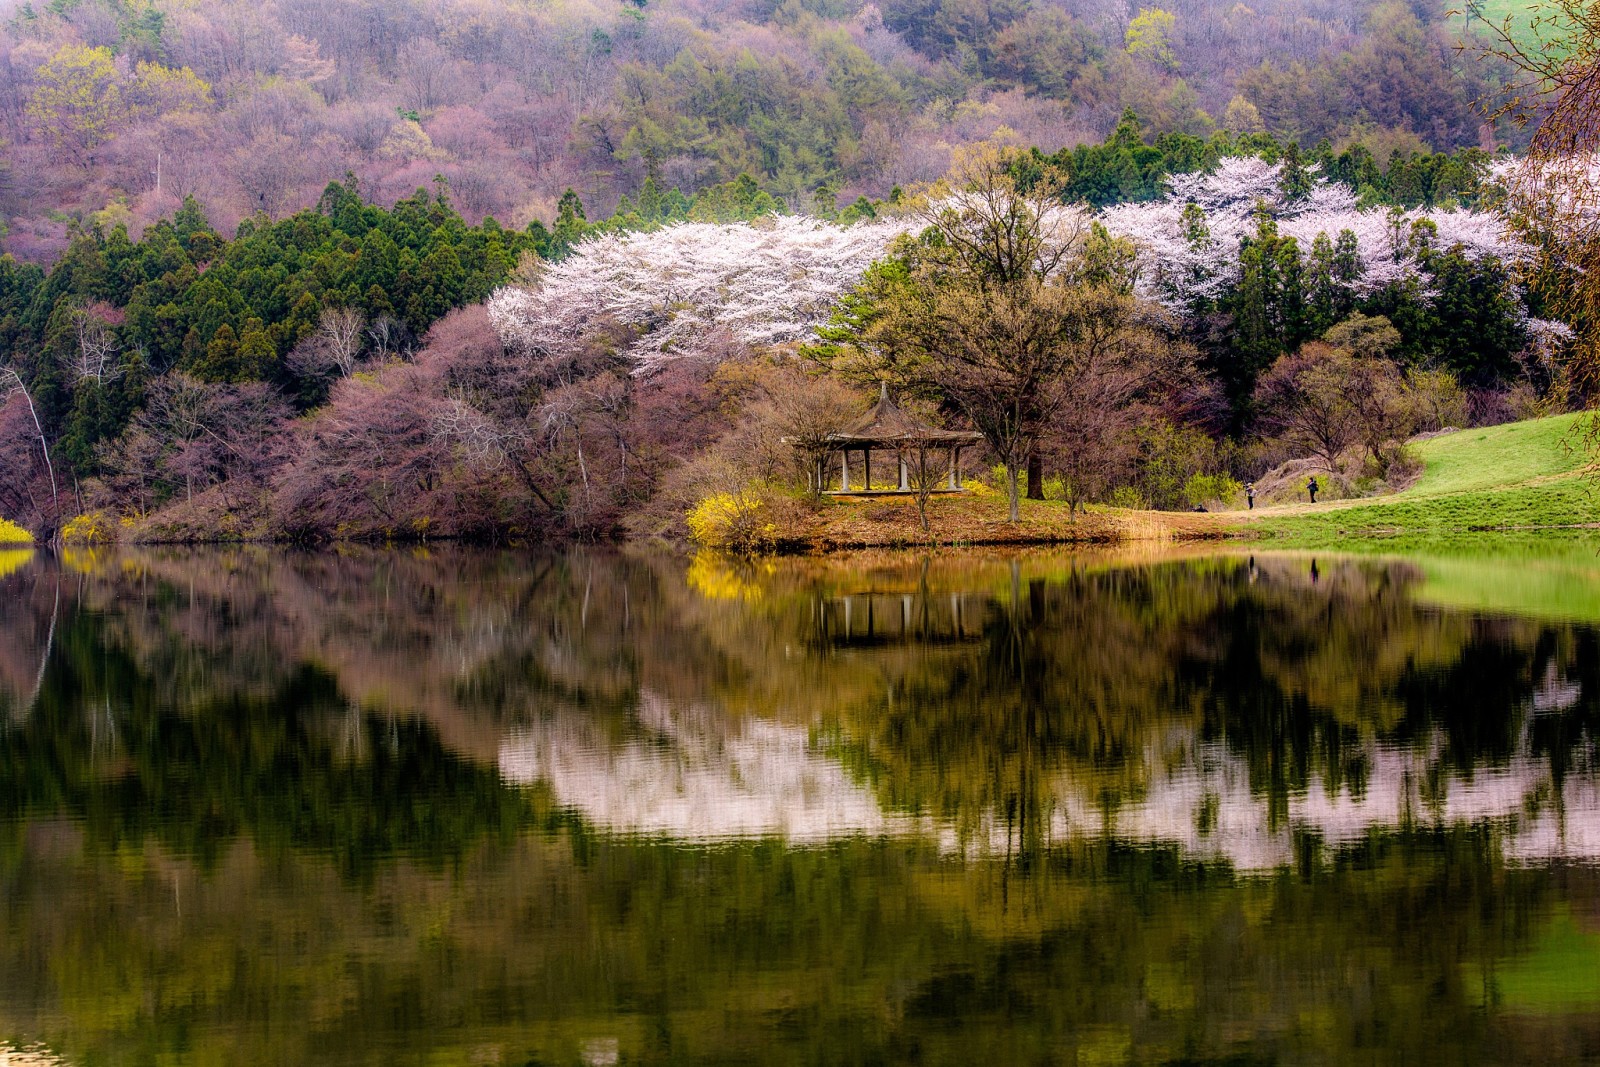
[31, 512, 1600, 555]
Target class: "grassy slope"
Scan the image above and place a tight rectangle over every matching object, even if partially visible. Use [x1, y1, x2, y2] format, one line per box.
[1243, 413, 1598, 545]
[1470, 0, 1553, 49]
[786, 415, 1596, 552]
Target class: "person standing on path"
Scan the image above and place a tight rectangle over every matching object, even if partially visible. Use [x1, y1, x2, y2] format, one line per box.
[1306, 476, 1319, 504]
[1245, 483, 1256, 510]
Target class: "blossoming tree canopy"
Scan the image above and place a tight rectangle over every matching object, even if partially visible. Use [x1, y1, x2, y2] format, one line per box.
[1098, 155, 1530, 309]
[487, 216, 918, 374]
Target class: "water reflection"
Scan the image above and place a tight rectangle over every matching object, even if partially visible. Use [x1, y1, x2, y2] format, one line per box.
[2, 545, 1598, 862]
[497, 691, 916, 843]
[1, 544, 1599, 1063]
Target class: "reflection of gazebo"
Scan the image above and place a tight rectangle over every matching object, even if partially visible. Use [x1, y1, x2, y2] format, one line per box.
[821, 386, 984, 494]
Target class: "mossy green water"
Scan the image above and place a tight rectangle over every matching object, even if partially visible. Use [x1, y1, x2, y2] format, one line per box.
[1236, 535, 1600, 622]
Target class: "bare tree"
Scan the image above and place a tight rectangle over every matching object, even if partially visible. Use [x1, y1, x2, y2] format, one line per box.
[432, 390, 557, 512]
[72, 303, 122, 385]
[1253, 342, 1368, 471]
[124, 372, 288, 505]
[897, 441, 947, 534]
[1482, 0, 1600, 413]
[0, 366, 61, 537]
[365, 313, 412, 359]
[289, 306, 367, 380]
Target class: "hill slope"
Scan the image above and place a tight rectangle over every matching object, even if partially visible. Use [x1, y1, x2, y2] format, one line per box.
[1245, 413, 1598, 544]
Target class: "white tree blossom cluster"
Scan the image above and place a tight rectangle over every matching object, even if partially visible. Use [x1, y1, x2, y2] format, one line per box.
[487, 158, 1537, 377]
[1099, 156, 1528, 309]
[487, 215, 916, 374]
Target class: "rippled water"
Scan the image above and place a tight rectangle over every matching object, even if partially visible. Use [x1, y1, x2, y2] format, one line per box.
[1, 543, 1598, 1064]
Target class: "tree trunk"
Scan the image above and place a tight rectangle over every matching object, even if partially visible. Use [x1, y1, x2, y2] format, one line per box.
[1026, 450, 1044, 500]
[1004, 458, 1020, 522]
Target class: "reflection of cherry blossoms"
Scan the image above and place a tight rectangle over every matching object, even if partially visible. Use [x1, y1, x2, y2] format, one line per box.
[487, 216, 915, 374]
[1100, 156, 1528, 309]
[498, 692, 1600, 868]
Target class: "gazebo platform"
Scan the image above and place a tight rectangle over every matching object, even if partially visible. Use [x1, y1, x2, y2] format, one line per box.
[812, 385, 984, 495]
[825, 488, 970, 498]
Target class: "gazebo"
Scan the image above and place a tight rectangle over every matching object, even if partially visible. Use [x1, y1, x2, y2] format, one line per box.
[818, 386, 983, 494]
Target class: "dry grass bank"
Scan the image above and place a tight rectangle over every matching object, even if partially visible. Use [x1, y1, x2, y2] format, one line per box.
[786, 491, 1234, 551]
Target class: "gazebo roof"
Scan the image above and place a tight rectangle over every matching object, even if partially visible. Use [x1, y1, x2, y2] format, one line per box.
[826, 385, 983, 448]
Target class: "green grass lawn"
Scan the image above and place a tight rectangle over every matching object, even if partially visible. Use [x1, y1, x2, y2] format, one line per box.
[1405, 414, 1585, 495]
[1250, 413, 1598, 545]
[1467, 0, 1549, 47]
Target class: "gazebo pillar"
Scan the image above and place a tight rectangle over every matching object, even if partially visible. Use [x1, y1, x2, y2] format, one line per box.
[840, 450, 850, 491]
[948, 446, 960, 490]
[898, 455, 909, 491]
[864, 448, 871, 491]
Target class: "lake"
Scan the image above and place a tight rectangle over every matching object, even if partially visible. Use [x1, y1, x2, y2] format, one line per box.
[1, 542, 1598, 1065]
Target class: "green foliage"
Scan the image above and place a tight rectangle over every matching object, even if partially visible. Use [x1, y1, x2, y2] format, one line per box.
[1035, 113, 1497, 214]
[1184, 471, 1241, 508]
[0, 182, 547, 468]
[25, 43, 121, 153]
[1129, 419, 1218, 510]
[1125, 7, 1179, 72]
[600, 173, 782, 236]
[24, 42, 210, 157]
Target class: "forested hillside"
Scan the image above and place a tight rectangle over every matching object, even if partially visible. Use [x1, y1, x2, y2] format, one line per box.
[0, 0, 1515, 260]
[0, 0, 1578, 546]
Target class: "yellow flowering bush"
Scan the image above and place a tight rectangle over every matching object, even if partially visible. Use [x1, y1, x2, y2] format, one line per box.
[0, 517, 31, 543]
[686, 490, 779, 552]
[61, 511, 116, 544]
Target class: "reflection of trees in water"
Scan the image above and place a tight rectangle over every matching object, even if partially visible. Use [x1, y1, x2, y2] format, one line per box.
[0, 548, 1599, 1063]
[1, 546, 1597, 868]
[0, 560, 57, 721]
[786, 554, 1600, 863]
[0, 646, 532, 879]
[1, 801, 1596, 1064]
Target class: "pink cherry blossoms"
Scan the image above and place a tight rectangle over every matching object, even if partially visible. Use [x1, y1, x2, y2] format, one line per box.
[487, 215, 916, 374]
[488, 157, 1536, 377]
[1098, 156, 1528, 309]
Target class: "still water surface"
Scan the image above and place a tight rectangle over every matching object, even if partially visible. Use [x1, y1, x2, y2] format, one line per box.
[1, 543, 1598, 1064]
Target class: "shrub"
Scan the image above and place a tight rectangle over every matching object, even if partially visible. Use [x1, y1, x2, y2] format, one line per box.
[0, 517, 30, 543]
[1368, 442, 1422, 486]
[1183, 472, 1242, 509]
[61, 511, 115, 544]
[686, 489, 779, 552]
[1107, 485, 1147, 510]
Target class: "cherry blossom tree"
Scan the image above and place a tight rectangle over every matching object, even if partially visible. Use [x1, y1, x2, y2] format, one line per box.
[1099, 156, 1529, 311]
[487, 215, 918, 375]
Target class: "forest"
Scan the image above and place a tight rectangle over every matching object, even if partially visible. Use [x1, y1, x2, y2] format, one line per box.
[0, 0, 1583, 543]
[0, 0, 1515, 261]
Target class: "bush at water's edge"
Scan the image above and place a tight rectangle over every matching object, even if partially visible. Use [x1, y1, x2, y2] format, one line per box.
[0, 517, 32, 544]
